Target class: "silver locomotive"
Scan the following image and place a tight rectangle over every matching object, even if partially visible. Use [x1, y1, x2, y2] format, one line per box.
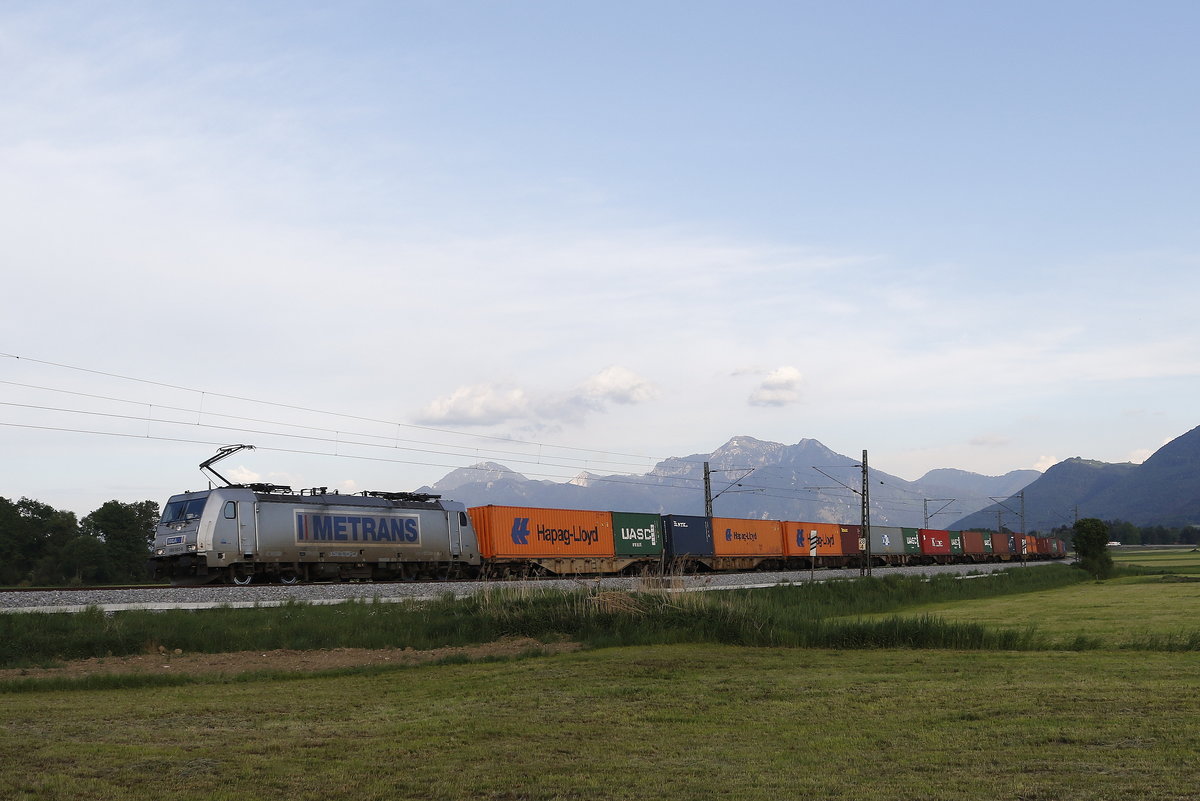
[148, 446, 481, 585]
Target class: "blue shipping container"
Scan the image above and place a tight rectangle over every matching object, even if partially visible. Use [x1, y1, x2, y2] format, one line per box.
[663, 515, 714, 559]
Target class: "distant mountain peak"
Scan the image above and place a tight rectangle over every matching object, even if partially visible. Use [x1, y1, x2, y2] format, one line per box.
[428, 461, 526, 492]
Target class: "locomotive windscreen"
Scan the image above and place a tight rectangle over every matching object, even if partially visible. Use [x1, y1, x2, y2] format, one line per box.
[160, 496, 209, 524]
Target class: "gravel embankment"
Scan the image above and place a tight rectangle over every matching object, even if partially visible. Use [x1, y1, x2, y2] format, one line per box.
[0, 560, 1063, 614]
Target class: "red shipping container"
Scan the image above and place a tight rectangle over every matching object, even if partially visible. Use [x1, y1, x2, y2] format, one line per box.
[711, 518, 784, 557]
[962, 531, 987, 555]
[468, 506, 614, 559]
[991, 533, 1011, 555]
[919, 529, 952, 556]
[839, 525, 864, 556]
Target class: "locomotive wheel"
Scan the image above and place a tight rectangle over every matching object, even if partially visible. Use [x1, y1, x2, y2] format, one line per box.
[279, 572, 300, 585]
[231, 572, 253, 586]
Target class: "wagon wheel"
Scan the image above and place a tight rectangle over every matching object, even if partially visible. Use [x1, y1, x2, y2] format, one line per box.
[278, 571, 301, 585]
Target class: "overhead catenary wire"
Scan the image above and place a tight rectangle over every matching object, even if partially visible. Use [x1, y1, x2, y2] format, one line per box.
[2, 351, 1048, 525]
[0, 351, 704, 467]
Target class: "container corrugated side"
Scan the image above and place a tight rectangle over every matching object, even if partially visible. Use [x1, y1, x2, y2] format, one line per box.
[871, 526, 905, 555]
[611, 512, 663, 557]
[902, 528, 922, 555]
[711, 518, 784, 557]
[783, 522, 843, 557]
[663, 515, 713, 558]
[991, 533, 1011, 554]
[839, 525, 864, 557]
[962, 530, 986, 555]
[919, 528, 952, 555]
[468, 506, 614, 559]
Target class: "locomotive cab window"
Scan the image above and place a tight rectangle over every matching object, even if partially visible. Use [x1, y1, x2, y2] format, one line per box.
[161, 497, 208, 524]
[460, 512, 469, 527]
[224, 501, 237, 520]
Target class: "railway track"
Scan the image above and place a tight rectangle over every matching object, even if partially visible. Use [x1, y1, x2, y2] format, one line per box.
[0, 560, 1062, 614]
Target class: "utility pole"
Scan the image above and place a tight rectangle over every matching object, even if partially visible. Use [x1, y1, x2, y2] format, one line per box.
[923, 498, 955, 529]
[703, 462, 713, 517]
[861, 450, 872, 577]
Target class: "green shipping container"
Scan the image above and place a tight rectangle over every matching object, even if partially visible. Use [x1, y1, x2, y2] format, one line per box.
[949, 531, 964, 555]
[902, 528, 922, 555]
[612, 512, 664, 557]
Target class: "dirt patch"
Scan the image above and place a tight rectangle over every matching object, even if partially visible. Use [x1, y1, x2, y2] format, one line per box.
[1, 638, 581, 681]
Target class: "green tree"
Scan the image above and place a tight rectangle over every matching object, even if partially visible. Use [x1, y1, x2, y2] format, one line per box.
[1072, 517, 1113, 579]
[81, 500, 160, 583]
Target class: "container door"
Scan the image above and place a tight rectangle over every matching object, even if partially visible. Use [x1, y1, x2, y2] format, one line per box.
[237, 501, 258, 557]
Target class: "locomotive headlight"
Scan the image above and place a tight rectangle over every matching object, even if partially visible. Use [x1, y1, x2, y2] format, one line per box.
[156, 548, 165, 555]
[187, 544, 198, 551]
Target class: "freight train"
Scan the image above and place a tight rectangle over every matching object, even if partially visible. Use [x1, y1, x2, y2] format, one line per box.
[149, 483, 1066, 586]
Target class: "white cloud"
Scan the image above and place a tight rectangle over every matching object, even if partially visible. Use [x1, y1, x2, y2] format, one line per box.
[581, 365, 658, 405]
[748, 366, 803, 407]
[417, 385, 531, 427]
[226, 466, 261, 484]
[1127, 448, 1153, 464]
[416, 367, 658, 428]
[1033, 455, 1060, 472]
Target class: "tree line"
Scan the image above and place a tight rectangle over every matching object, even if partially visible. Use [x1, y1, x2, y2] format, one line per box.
[1052, 520, 1200, 546]
[0, 496, 159, 586]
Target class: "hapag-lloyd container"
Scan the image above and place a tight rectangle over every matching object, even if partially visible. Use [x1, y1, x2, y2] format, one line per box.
[611, 511, 663, 557]
[711, 517, 784, 557]
[468, 506, 614, 559]
[782, 521, 843, 557]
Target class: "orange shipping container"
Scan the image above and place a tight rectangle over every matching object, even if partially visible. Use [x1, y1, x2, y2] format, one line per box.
[468, 506, 614, 559]
[783, 522, 843, 557]
[711, 518, 785, 557]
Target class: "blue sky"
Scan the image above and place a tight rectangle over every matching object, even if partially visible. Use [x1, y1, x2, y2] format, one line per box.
[2, 1, 1198, 517]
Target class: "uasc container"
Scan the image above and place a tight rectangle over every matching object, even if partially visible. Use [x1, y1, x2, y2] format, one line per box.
[611, 511, 664, 557]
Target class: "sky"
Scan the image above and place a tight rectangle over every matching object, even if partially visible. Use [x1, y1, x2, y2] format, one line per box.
[3, 1, 1199, 518]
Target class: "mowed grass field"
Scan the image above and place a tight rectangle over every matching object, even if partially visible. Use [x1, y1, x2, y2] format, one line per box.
[3, 562, 1199, 801]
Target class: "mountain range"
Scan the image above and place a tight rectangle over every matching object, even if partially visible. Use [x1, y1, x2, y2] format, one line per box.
[419, 435, 1038, 529]
[420, 426, 1200, 533]
[952, 424, 1200, 532]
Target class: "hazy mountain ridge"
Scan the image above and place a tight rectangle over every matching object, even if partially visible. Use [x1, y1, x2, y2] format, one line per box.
[951, 425, 1200, 531]
[420, 435, 1042, 528]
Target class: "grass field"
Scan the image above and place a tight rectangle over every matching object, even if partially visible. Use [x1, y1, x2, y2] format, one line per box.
[2, 645, 1198, 800]
[1110, 546, 1200, 573]
[3, 564, 1199, 800]
[853, 575, 1200, 648]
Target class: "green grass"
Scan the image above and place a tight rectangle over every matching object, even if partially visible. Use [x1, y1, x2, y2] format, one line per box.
[0, 567, 1091, 669]
[2, 645, 1198, 801]
[851, 574, 1200, 649]
[1110, 547, 1200, 573]
[4, 565, 1200, 799]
